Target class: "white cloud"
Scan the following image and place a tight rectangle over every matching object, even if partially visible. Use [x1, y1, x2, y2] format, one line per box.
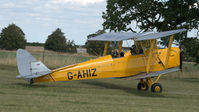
[2, 1, 15, 8]
[52, 0, 105, 6]
[27, 13, 42, 17]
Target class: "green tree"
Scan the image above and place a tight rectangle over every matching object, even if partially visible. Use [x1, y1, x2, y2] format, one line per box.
[103, 0, 199, 32]
[44, 28, 67, 52]
[181, 38, 199, 65]
[85, 30, 106, 55]
[102, 0, 199, 63]
[85, 30, 119, 56]
[0, 24, 26, 50]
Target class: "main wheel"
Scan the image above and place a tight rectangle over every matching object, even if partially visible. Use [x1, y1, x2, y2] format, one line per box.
[151, 83, 162, 93]
[137, 82, 148, 91]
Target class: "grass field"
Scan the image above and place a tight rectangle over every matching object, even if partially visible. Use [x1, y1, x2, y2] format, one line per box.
[0, 50, 199, 112]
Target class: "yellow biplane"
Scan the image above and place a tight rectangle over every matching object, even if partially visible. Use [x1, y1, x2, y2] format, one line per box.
[16, 29, 186, 93]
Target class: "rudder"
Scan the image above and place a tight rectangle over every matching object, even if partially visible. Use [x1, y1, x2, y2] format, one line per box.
[16, 49, 51, 81]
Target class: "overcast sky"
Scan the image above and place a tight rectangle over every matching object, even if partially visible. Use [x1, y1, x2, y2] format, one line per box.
[0, 0, 106, 45]
[0, 0, 198, 45]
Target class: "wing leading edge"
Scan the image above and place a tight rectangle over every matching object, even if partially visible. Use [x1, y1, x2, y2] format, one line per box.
[87, 32, 150, 41]
[135, 29, 186, 41]
[87, 29, 186, 42]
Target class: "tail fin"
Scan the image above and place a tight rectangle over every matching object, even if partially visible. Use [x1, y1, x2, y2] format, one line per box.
[16, 49, 51, 81]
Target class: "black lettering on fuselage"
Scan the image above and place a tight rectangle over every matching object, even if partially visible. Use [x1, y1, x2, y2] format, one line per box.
[89, 69, 91, 77]
[67, 72, 73, 80]
[92, 68, 97, 76]
[67, 68, 97, 80]
[82, 70, 89, 78]
[77, 71, 82, 79]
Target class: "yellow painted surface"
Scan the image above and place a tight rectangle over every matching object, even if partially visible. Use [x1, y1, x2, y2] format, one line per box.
[103, 41, 109, 56]
[165, 35, 174, 68]
[34, 47, 181, 83]
[146, 39, 155, 73]
[155, 75, 161, 83]
[147, 78, 154, 86]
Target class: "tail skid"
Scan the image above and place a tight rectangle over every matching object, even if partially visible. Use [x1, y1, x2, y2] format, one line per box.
[16, 49, 51, 81]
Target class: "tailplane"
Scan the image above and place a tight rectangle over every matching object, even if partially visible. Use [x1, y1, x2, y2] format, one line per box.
[16, 49, 51, 81]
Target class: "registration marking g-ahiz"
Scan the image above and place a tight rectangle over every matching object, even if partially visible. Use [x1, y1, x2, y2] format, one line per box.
[67, 68, 97, 80]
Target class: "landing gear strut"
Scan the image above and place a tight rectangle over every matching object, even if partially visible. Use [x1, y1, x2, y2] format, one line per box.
[137, 79, 148, 91]
[137, 82, 148, 91]
[137, 75, 163, 93]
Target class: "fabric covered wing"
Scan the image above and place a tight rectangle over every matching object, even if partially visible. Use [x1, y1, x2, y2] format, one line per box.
[135, 29, 186, 41]
[130, 67, 180, 80]
[87, 29, 186, 42]
[88, 32, 147, 41]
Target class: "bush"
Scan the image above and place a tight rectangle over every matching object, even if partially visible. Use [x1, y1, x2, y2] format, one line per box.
[181, 38, 199, 65]
[27, 42, 44, 46]
[66, 40, 77, 53]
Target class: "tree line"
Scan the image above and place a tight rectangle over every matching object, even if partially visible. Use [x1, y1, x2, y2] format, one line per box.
[0, 24, 76, 53]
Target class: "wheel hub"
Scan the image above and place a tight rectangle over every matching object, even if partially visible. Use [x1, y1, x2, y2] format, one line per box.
[154, 86, 160, 92]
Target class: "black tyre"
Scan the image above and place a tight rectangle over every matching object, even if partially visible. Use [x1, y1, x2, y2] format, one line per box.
[151, 83, 162, 93]
[137, 82, 148, 91]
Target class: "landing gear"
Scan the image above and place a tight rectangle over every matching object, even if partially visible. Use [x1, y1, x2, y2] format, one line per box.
[137, 76, 163, 93]
[137, 82, 148, 91]
[151, 83, 162, 93]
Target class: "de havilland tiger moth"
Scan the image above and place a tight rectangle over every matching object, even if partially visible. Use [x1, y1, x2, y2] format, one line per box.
[16, 29, 186, 93]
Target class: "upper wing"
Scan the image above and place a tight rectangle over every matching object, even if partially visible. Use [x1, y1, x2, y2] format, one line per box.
[87, 29, 186, 42]
[135, 29, 186, 41]
[87, 32, 149, 41]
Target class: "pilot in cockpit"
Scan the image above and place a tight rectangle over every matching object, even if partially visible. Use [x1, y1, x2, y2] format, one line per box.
[130, 44, 143, 55]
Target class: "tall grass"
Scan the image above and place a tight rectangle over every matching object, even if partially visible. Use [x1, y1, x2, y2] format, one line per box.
[0, 50, 91, 69]
[166, 62, 199, 79]
[0, 51, 16, 66]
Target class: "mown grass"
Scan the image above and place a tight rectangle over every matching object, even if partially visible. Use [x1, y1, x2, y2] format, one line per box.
[0, 50, 199, 112]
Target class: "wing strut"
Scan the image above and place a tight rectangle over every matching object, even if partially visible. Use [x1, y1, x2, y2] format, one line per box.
[146, 39, 156, 73]
[103, 41, 109, 56]
[118, 41, 123, 57]
[164, 35, 174, 68]
[139, 41, 146, 56]
[134, 39, 139, 54]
